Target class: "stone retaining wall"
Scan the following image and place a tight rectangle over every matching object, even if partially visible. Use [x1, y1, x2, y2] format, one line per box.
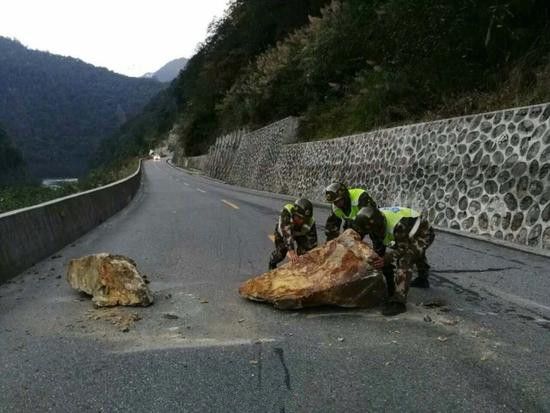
[0, 162, 142, 282]
[182, 104, 550, 250]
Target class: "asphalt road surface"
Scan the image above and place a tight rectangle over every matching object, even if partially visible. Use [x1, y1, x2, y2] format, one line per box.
[1, 160, 549, 412]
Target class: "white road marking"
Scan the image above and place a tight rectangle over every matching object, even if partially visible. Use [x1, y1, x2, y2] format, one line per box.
[183, 182, 190, 186]
[221, 200, 239, 209]
[196, 188, 207, 193]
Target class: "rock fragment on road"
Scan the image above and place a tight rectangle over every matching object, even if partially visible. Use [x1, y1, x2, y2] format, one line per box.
[66, 253, 153, 307]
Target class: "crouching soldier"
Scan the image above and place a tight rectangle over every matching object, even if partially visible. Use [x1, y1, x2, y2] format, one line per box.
[268, 198, 318, 270]
[324, 182, 378, 241]
[354, 206, 435, 316]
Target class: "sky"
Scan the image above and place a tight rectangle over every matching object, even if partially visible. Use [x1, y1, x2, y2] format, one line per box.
[0, 0, 231, 77]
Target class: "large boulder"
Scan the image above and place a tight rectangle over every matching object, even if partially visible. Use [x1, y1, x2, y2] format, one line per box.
[239, 229, 387, 309]
[67, 253, 153, 307]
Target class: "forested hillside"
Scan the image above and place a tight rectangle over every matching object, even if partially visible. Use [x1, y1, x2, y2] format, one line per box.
[0, 124, 27, 185]
[97, 0, 550, 166]
[0, 37, 164, 178]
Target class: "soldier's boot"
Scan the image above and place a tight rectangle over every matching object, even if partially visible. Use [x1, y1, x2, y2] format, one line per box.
[410, 270, 430, 288]
[382, 301, 407, 316]
[268, 261, 277, 270]
[410, 277, 429, 288]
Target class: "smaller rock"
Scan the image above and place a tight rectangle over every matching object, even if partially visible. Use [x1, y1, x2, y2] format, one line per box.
[423, 315, 432, 323]
[66, 253, 153, 307]
[422, 299, 446, 308]
[337, 337, 345, 342]
[163, 313, 179, 320]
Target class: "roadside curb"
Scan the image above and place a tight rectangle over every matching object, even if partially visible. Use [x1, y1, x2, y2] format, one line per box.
[166, 159, 550, 259]
[434, 226, 550, 259]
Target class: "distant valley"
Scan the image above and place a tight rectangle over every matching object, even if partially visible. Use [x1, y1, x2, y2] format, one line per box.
[0, 37, 166, 178]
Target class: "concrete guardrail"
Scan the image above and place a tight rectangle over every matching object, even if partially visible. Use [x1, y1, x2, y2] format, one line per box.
[0, 161, 143, 283]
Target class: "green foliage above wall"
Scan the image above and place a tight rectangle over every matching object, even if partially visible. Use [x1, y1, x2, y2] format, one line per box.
[98, 0, 550, 164]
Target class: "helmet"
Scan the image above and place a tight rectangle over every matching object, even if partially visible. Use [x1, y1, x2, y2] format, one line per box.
[325, 182, 348, 203]
[354, 206, 385, 236]
[292, 198, 313, 218]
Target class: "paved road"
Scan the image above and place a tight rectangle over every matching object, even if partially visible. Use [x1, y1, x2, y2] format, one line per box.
[1, 160, 549, 412]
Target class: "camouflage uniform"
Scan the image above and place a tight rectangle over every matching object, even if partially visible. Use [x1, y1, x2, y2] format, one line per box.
[354, 206, 435, 303]
[325, 189, 377, 241]
[383, 216, 435, 303]
[269, 205, 318, 269]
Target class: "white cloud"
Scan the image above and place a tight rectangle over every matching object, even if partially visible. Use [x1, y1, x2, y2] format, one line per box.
[0, 0, 230, 76]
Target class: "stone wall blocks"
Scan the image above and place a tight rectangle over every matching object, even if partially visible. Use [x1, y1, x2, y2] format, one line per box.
[542, 203, 550, 222]
[466, 131, 480, 143]
[459, 196, 469, 211]
[543, 227, 550, 248]
[492, 151, 505, 164]
[468, 200, 482, 215]
[511, 161, 528, 177]
[520, 196, 534, 211]
[485, 180, 498, 194]
[511, 212, 524, 231]
[527, 142, 542, 161]
[510, 133, 521, 147]
[529, 180, 544, 197]
[540, 146, 550, 163]
[526, 204, 540, 225]
[498, 134, 509, 149]
[504, 193, 518, 210]
[480, 121, 493, 134]
[514, 108, 528, 122]
[492, 124, 506, 139]
[490, 213, 502, 228]
[519, 119, 535, 134]
[463, 216, 475, 229]
[502, 213, 512, 230]
[516, 228, 528, 244]
[529, 105, 543, 118]
[528, 224, 542, 247]
[478, 212, 489, 230]
[504, 154, 519, 169]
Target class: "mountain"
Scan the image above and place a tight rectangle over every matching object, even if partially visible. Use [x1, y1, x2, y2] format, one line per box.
[97, 0, 550, 166]
[0, 37, 165, 178]
[0, 124, 27, 185]
[143, 57, 188, 83]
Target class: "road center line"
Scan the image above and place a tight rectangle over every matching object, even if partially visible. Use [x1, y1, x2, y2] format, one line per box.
[183, 182, 190, 186]
[197, 188, 207, 193]
[221, 199, 240, 209]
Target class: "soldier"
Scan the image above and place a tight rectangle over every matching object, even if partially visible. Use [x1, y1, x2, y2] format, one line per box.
[354, 206, 435, 316]
[269, 198, 318, 270]
[324, 182, 378, 241]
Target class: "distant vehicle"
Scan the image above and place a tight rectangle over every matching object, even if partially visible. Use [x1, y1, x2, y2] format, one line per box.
[153, 154, 161, 161]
